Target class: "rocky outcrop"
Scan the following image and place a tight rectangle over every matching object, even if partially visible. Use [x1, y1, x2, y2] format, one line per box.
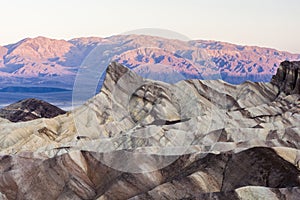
[0, 98, 66, 122]
[181, 186, 300, 200]
[0, 62, 299, 199]
[0, 147, 299, 200]
[271, 60, 300, 95]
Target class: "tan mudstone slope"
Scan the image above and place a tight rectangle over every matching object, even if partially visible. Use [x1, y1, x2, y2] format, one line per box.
[0, 61, 299, 199]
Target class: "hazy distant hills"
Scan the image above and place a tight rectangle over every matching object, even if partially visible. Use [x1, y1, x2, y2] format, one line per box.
[0, 35, 299, 87]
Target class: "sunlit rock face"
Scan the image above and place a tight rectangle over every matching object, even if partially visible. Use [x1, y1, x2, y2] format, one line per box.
[0, 61, 299, 199]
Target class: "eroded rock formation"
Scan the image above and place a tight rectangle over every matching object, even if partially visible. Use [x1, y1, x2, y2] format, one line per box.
[0, 98, 66, 122]
[271, 60, 300, 95]
[0, 61, 299, 199]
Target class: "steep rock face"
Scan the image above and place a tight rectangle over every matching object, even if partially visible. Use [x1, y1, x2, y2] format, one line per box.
[271, 60, 300, 95]
[0, 62, 299, 199]
[130, 149, 300, 200]
[0, 98, 66, 122]
[0, 62, 298, 154]
[0, 148, 299, 200]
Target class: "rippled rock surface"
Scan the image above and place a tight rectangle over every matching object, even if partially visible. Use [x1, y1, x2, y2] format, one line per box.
[0, 61, 299, 199]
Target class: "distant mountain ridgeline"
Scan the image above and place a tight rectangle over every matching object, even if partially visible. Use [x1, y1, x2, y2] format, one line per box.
[0, 35, 299, 88]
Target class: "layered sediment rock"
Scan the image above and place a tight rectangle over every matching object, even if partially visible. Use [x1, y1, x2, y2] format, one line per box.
[0, 147, 299, 200]
[0, 61, 299, 199]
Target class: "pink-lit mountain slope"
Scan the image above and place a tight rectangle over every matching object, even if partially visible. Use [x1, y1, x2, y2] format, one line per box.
[0, 35, 299, 87]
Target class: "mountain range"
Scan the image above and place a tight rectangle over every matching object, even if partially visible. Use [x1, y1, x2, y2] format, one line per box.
[0, 35, 299, 90]
[0, 61, 299, 199]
